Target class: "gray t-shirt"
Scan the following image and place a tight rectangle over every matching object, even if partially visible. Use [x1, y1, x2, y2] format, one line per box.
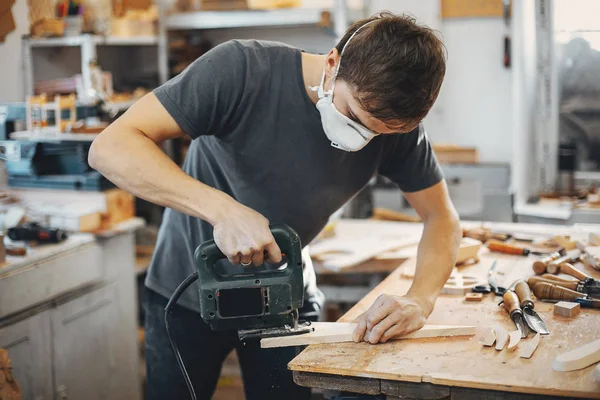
[146, 39, 443, 312]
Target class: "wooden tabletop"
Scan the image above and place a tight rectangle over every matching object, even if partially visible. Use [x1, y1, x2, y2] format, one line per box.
[291, 224, 600, 398]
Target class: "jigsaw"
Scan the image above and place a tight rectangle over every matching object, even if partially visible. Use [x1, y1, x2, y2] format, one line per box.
[164, 224, 313, 400]
[195, 224, 313, 340]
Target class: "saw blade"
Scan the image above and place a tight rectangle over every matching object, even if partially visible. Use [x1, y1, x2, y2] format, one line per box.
[238, 321, 313, 341]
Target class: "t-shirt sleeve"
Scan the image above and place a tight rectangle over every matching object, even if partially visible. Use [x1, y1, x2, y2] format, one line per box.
[153, 40, 246, 139]
[378, 124, 444, 193]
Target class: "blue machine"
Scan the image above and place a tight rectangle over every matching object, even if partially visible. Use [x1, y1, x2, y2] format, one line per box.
[0, 102, 112, 191]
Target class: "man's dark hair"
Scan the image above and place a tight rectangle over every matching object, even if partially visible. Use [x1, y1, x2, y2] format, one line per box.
[335, 12, 446, 130]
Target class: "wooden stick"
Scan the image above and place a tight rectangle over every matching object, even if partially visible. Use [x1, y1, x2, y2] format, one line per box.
[519, 333, 541, 359]
[494, 326, 509, 351]
[507, 330, 521, 351]
[552, 338, 600, 372]
[260, 322, 476, 348]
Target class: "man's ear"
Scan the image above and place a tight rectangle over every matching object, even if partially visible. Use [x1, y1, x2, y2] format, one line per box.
[324, 48, 340, 78]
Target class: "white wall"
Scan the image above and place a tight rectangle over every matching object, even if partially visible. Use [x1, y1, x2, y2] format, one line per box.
[425, 18, 513, 163]
[0, 0, 27, 102]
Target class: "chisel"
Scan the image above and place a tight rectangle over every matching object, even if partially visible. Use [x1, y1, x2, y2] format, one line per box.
[514, 280, 549, 334]
[532, 282, 600, 309]
[502, 290, 529, 338]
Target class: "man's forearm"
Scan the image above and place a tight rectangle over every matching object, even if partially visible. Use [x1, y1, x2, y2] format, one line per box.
[89, 122, 230, 225]
[406, 212, 461, 314]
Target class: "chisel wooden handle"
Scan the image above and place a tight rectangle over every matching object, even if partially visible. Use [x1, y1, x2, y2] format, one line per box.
[514, 280, 534, 308]
[551, 263, 592, 281]
[533, 253, 563, 275]
[488, 240, 528, 255]
[503, 290, 521, 314]
[533, 282, 582, 301]
[528, 276, 579, 291]
[541, 273, 576, 283]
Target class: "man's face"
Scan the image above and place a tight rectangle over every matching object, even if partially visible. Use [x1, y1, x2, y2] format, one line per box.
[332, 80, 418, 135]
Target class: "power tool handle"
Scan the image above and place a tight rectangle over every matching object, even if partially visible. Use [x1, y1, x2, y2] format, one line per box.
[195, 224, 301, 272]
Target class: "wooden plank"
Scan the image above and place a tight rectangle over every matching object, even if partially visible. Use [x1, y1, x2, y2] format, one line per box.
[553, 338, 600, 372]
[261, 322, 476, 348]
[290, 230, 600, 398]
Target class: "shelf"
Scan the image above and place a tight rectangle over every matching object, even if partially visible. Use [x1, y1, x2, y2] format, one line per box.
[98, 36, 158, 45]
[11, 130, 98, 142]
[166, 8, 327, 30]
[25, 34, 158, 48]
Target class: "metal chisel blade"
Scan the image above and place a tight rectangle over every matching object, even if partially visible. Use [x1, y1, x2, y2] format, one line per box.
[512, 313, 529, 338]
[523, 307, 550, 335]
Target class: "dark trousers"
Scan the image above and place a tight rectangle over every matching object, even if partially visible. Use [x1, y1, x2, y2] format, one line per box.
[143, 288, 312, 400]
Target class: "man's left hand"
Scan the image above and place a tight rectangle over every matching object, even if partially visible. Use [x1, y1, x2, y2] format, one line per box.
[352, 294, 434, 344]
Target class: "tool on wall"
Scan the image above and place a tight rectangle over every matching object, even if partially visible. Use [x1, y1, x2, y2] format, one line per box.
[503, 0, 511, 68]
[164, 224, 311, 400]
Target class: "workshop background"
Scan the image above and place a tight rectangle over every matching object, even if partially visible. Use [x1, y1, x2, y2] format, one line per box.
[1, 1, 600, 400]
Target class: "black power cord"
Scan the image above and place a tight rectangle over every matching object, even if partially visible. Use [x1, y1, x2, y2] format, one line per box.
[164, 271, 199, 400]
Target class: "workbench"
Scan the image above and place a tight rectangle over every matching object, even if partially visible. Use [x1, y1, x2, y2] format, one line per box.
[293, 220, 600, 399]
[0, 218, 144, 400]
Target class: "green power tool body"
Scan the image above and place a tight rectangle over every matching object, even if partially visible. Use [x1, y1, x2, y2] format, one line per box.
[194, 224, 313, 341]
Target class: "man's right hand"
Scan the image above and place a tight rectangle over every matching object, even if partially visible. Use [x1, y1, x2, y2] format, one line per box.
[212, 201, 282, 266]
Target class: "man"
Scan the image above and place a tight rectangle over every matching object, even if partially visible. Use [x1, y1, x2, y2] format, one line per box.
[89, 11, 460, 400]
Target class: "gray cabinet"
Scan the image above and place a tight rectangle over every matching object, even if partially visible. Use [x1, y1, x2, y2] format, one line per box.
[0, 230, 142, 400]
[52, 283, 139, 400]
[0, 313, 53, 400]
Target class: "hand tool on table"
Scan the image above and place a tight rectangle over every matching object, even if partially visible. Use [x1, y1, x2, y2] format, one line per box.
[472, 260, 506, 296]
[514, 280, 550, 334]
[7, 222, 68, 244]
[164, 224, 312, 400]
[462, 227, 510, 243]
[577, 241, 599, 271]
[546, 261, 596, 281]
[528, 275, 600, 298]
[486, 240, 560, 256]
[532, 282, 600, 309]
[501, 290, 530, 337]
[532, 250, 581, 275]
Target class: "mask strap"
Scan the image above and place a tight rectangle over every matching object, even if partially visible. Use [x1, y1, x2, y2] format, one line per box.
[331, 19, 378, 98]
[309, 19, 379, 98]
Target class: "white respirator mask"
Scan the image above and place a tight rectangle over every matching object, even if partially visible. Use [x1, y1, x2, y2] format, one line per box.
[309, 20, 379, 152]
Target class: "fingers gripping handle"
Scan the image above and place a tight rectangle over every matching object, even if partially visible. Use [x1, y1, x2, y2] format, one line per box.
[194, 224, 302, 281]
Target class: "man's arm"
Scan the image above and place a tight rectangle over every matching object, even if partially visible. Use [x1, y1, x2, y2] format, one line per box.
[89, 93, 282, 266]
[353, 180, 460, 343]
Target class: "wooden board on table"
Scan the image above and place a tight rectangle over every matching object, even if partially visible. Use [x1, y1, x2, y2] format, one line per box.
[290, 252, 600, 398]
[261, 322, 476, 348]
